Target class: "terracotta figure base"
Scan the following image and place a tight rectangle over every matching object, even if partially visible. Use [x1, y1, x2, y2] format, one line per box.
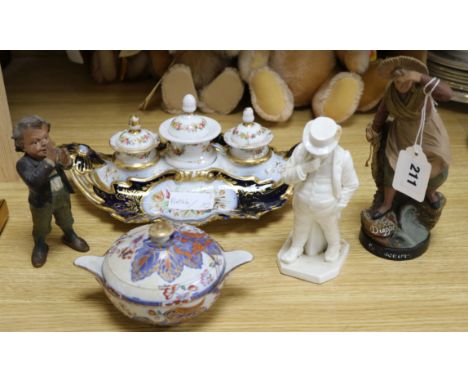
[359, 227, 430, 261]
[360, 201, 437, 261]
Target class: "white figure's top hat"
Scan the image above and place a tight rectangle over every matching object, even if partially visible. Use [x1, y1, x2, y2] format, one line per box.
[302, 116, 341, 156]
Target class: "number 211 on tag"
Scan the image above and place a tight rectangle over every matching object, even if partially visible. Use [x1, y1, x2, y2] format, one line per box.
[392, 145, 431, 202]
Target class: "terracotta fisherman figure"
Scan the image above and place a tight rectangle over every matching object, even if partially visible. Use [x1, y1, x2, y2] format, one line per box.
[278, 117, 358, 283]
[360, 56, 452, 260]
[13, 115, 89, 267]
[366, 56, 452, 219]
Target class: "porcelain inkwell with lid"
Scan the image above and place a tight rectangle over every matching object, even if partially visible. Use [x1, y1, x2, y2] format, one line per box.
[159, 94, 221, 170]
[224, 107, 273, 165]
[109, 115, 160, 169]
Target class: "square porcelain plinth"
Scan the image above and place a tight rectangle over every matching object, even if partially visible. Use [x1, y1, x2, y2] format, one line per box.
[277, 235, 349, 284]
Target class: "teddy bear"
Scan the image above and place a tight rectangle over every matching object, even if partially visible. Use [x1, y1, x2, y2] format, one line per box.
[143, 50, 245, 115]
[70, 50, 173, 84]
[67, 50, 245, 113]
[238, 50, 429, 124]
[142, 50, 371, 124]
[72, 50, 427, 124]
[237, 50, 372, 123]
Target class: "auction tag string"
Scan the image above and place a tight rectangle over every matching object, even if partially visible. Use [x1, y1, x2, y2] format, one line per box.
[413, 77, 440, 152]
[392, 77, 440, 202]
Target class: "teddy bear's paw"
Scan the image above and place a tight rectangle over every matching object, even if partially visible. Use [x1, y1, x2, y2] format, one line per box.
[122, 52, 150, 81]
[336, 51, 371, 74]
[312, 72, 364, 124]
[148, 51, 173, 79]
[269, 50, 336, 106]
[161, 64, 198, 114]
[358, 59, 390, 112]
[238, 51, 271, 82]
[199, 68, 245, 114]
[91, 51, 119, 83]
[249, 67, 294, 122]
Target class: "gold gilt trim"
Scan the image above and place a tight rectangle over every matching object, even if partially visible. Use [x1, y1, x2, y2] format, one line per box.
[112, 152, 160, 170]
[112, 142, 159, 155]
[226, 147, 272, 166]
[71, 174, 293, 226]
[83, 165, 287, 195]
[74, 153, 288, 194]
[67, 144, 294, 225]
[70, 143, 293, 189]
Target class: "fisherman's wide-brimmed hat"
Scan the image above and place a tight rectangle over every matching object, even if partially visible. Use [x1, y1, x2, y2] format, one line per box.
[378, 55, 429, 79]
[302, 116, 341, 156]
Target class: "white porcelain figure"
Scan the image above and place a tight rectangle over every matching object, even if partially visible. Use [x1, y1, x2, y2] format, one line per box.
[159, 94, 221, 170]
[109, 115, 160, 169]
[74, 219, 253, 325]
[277, 117, 359, 284]
[224, 107, 273, 165]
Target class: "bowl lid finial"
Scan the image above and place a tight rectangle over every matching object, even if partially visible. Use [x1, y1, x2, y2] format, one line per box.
[149, 219, 174, 243]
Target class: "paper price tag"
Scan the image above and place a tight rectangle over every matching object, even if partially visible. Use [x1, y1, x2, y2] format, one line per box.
[168, 192, 215, 211]
[392, 145, 431, 202]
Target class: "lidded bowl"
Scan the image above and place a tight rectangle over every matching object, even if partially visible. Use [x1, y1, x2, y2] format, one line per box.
[74, 219, 252, 325]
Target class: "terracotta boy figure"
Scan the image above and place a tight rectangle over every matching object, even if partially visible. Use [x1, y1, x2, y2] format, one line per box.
[13, 115, 89, 267]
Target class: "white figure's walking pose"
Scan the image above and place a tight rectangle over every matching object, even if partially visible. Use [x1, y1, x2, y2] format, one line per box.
[280, 117, 359, 265]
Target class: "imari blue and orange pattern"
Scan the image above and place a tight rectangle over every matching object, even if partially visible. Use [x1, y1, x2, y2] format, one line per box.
[131, 226, 222, 283]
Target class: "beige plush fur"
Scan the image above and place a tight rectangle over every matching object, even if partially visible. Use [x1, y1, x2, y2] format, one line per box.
[200, 68, 245, 114]
[238, 50, 372, 123]
[269, 51, 336, 107]
[172, 51, 232, 89]
[91, 50, 118, 83]
[86, 50, 426, 124]
[249, 67, 294, 122]
[160, 64, 198, 114]
[90, 50, 171, 84]
[358, 59, 390, 112]
[336, 50, 371, 74]
[238, 51, 271, 82]
[312, 72, 364, 124]
[157, 51, 244, 114]
[124, 53, 150, 80]
[148, 51, 173, 78]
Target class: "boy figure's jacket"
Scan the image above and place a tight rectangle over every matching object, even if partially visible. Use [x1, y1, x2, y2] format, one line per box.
[16, 154, 74, 208]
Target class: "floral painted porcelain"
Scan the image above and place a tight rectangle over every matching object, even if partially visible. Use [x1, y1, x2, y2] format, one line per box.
[224, 107, 273, 165]
[65, 135, 293, 224]
[74, 220, 253, 325]
[109, 115, 160, 169]
[63, 101, 294, 225]
[159, 94, 221, 169]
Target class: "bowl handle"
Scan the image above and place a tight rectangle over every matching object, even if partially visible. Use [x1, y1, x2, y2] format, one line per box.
[223, 250, 253, 275]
